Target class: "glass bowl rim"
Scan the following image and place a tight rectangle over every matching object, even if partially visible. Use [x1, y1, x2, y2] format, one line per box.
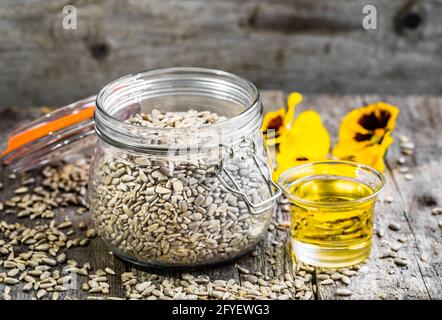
[277, 160, 386, 207]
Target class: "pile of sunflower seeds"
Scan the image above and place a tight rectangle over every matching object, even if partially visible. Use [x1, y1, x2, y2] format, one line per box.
[315, 265, 363, 298]
[119, 267, 313, 300]
[0, 161, 100, 300]
[0, 163, 120, 301]
[127, 109, 224, 128]
[2, 163, 88, 220]
[90, 109, 273, 266]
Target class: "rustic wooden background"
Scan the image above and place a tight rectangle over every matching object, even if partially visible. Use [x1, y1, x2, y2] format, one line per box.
[1, 0, 442, 109]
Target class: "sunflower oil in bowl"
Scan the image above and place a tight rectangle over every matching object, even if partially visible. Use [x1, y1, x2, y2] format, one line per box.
[278, 161, 385, 268]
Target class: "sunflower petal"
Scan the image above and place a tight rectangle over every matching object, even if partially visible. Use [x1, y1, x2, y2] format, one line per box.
[284, 92, 303, 129]
[273, 110, 330, 181]
[280, 110, 330, 158]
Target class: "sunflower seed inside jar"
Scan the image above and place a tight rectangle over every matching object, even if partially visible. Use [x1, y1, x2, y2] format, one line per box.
[90, 109, 274, 267]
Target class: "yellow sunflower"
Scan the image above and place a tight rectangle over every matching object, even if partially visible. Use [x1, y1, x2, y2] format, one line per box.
[333, 102, 399, 172]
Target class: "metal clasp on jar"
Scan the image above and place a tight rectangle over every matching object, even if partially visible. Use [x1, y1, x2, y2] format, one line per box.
[215, 137, 281, 214]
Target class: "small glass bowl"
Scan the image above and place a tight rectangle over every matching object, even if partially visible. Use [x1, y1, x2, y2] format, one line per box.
[278, 160, 385, 268]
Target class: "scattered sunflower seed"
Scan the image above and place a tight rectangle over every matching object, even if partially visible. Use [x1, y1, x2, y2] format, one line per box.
[393, 258, 408, 267]
[316, 274, 330, 281]
[105, 267, 116, 275]
[14, 187, 29, 194]
[86, 229, 97, 239]
[388, 223, 401, 231]
[399, 135, 409, 143]
[340, 276, 351, 285]
[36, 289, 47, 299]
[4, 277, 19, 285]
[237, 266, 250, 274]
[398, 167, 409, 174]
[319, 279, 334, 285]
[335, 289, 353, 297]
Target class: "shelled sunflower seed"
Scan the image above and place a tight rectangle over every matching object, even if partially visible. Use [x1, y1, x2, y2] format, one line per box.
[393, 258, 408, 267]
[388, 223, 401, 231]
[90, 109, 274, 266]
[335, 288, 353, 297]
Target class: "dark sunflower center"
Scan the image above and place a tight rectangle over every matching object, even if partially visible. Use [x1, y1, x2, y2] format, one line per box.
[358, 110, 391, 131]
[354, 110, 391, 142]
[266, 116, 283, 131]
[354, 133, 373, 142]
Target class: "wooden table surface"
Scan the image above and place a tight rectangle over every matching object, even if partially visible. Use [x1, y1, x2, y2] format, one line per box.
[1, 91, 441, 300]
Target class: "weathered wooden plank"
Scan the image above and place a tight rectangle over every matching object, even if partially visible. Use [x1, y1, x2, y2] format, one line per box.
[369, 95, 442, 299]
[1, 0, 442, 109]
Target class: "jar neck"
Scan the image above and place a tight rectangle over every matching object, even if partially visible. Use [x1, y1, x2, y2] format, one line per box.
[94, 68, 262, 154]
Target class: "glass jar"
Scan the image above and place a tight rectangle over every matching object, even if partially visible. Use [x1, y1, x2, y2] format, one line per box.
[89, 68, 280, 267]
